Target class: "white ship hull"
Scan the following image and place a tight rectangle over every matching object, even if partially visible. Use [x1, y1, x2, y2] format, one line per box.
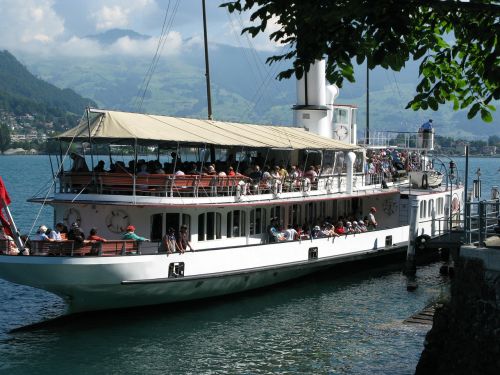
[0, 227, 408, 312]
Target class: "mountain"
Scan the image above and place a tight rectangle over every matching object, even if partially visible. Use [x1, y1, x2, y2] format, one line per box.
[8, 28, 499, 139]
[84, 29, 150, 45]
[0, 50, 96, 128]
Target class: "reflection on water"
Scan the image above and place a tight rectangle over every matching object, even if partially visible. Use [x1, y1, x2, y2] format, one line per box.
[0, 263, 448, 375]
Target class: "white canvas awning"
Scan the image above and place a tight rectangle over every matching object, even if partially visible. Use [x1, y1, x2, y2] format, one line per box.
[56, 109, 358, 151]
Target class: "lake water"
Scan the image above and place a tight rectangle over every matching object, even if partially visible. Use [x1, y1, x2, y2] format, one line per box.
[0, 155, 498, 374]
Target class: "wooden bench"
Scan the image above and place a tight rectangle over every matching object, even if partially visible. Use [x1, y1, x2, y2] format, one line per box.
[60, 173, 94, 193]
[95, 240, 140, 256]
[30, 240, 91, 256]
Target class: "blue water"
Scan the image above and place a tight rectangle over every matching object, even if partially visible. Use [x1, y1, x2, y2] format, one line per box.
[0, 155, 498, 374]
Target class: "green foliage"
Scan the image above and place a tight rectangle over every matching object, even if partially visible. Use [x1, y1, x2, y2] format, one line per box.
[222, 0, 499, 122]
[0, 122, 11, 153]
[0, 50, 95, 128]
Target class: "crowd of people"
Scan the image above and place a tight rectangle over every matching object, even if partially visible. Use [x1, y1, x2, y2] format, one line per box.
[0, 221, 153, 256]
[365, 148, 424, 183]
[267, 207, 378, 242]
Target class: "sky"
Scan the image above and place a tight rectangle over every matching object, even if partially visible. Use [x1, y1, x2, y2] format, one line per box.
[0, 0, 281, 58]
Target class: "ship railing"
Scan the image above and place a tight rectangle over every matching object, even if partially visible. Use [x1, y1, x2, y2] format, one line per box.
[57, 173, 346, 198]
[361, 130, 434, 150]
[464, 200, 500, 245]
[28, 240, 140, 256]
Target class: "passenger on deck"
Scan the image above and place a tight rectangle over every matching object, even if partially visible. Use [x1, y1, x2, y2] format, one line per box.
[358, 220, 368, 232]
[304, 166, 318, 181]
[367, 207, 378, 230]
[56, 223, 69, 240]
[0, 223, 19, 255]
[122, 225, 150, 242]
[94, 160, 106, 173]
[33, 225, 52, 241]
[228, 166, 236, 176]
[160, 227, 179, 255]
[352, 221, 362, 234]
[271, 166, 283, 193]
[345, 221, 355, 234]
[323, 222, 339, 237]
[47, 227, 62, 241]
[69, 152, 89, 172]
[68, 222, 86, 248]
[177, 224, 193, 253]
[88, 228, 106, 242]
[284, 224, 299, 241]
[335, 222, 346, 235]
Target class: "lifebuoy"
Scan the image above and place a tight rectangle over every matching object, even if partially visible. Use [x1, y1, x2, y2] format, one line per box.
[105, 209, 130, 233]
[421, 173, 429, 189]
[415, 234, 431, 250]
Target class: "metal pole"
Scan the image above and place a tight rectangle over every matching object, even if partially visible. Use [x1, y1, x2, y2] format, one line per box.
[464, 145, 470, 243]
[1, 202, 23, 250]
[202, 0, 213, 120]
[366, 63, 369, 145]
[478, 200, 485, 247]
[404, 199, 419, 277]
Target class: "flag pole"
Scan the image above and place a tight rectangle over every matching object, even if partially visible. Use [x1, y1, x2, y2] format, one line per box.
[0, 200, 24, 250]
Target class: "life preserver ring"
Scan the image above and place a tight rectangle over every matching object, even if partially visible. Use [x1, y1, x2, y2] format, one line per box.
[105, 209, 130, 233]
[421, 173, 429, 189]
[415, 234, 431, 250]
[63, 208, 81, 227]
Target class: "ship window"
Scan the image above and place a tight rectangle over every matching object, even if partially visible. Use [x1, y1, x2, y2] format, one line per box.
[150, 214, 163, 242]
[250, 208, 266, 235]
[437, 198, 444, 215]
[182, 214, 191, 241]
[428, 200, 434, 217]
[270, 206, 283, 224]
[307, 202, 316, 224]
[198, 212, 221, 241]
[333, 108, 349, 125]
[288, 204, 301, 227]
[420, 201, 426, 218]
[227, 210, 246, 238]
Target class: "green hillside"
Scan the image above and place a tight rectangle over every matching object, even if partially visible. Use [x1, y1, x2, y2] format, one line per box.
[8, 34, 499, 138]
[0, 50, 96, 128]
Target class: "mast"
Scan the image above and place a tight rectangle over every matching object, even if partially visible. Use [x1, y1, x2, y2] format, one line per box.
[202, 0, 213, 120]
[365, 63, 370, 145]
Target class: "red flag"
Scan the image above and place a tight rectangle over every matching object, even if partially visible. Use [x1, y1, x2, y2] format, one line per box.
[0, 176, 11, 206]
[0, 176, 13, 236]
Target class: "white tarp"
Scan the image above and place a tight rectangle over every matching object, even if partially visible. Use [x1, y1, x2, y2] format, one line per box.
[56, 109, 357, 151]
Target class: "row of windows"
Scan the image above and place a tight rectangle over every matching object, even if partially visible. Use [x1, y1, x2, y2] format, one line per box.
[419, 197, 444, 219]
[150, 198, 364, 242]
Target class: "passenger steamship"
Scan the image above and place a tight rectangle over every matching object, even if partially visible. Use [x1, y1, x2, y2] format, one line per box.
[0, 60, 463, 312]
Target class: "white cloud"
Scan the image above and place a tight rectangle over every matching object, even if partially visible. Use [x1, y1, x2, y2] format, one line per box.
[93, 5, 130, 30]
[222, 12, 285, 52]
[91, 0, 158, 32]
[56, 32, 183, 58]
[0, 0, 65, 50]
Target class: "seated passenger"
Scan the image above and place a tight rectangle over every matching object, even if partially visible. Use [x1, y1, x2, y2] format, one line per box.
[0, 223, 19, 255]
[335, 222, 346, 235]
[228, 166, 236, 176]
[271, 166, 283, 193]
[359, 220, 368, 232]
[33, 225, 52, 241]
[88, 228, 106, 242]
[322, 222, 339, 237]
[284, 224, 299, 241]
[68, 222, 86, 249]
[94, 160, 106, 173]
[352, 221, 362, 234]
[345, 221, 355, 234]
[122, 225, 150, 242]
